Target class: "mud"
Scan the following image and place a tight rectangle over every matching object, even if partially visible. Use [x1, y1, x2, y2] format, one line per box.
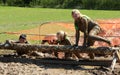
[0, 54, 120, 75]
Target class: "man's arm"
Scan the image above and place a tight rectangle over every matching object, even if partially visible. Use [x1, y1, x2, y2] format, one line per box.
[83, 19, 88, 47]
[75, 30, 80, 46]
[65, 38, 72, 45]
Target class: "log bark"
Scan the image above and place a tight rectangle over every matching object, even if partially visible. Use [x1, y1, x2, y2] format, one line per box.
[0, 43, 119, 55]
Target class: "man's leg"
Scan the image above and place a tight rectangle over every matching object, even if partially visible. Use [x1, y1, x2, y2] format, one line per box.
[87, 39, 95, 59]
[88, 26, 111, 45]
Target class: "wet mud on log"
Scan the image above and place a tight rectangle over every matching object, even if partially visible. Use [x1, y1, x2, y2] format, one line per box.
[1, 44, 119, 55]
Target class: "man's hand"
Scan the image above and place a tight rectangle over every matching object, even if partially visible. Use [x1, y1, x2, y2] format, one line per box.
[82, 43, 88, 48]
[73, 44, 78, 46]
[4, 40, 13, 47]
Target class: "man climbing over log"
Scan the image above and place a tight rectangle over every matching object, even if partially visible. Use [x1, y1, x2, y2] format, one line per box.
[41, 31, 83, 59]
[55, 30, 83, 59]
[54, 31, 72, 59]
[41, 31, 73, 59]
[71, 9, 111, 59]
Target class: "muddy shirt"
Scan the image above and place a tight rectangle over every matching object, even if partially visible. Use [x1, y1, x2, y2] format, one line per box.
[74, 15, 100, 33]
[57, 37, 71, 45]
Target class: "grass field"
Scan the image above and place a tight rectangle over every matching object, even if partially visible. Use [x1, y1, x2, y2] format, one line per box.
[0, 6, 120, 43]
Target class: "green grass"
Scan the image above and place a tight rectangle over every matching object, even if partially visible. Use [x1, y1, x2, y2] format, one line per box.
[0, 6, 120, 43]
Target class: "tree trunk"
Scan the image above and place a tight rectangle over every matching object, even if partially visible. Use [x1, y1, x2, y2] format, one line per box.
[0, 44, 119, 55]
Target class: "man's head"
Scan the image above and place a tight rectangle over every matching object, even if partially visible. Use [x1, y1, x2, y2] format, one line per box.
[56, 31, 67, 41]
[19, 34, 27, 43]
[72, 9, 81, 20]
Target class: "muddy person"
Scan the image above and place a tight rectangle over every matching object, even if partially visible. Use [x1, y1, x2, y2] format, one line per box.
[2, 34, 29, 55]
[39, 33, 75, 58]
[41, 31, 81, 59]
[55, 31, 83, 59]
[54, 31, 72, 59]
[72, 9, 111, 59]
[41, 31, 72, 59]
[4, 34, 29, 46]
[15, 34, 29, 44]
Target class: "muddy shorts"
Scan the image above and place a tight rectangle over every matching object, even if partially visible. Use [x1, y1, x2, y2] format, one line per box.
[87, 25, 101, 46]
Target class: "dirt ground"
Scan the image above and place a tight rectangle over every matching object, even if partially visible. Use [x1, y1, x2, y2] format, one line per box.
[0, 55, 120, 75]
[0, 19, 120, 75]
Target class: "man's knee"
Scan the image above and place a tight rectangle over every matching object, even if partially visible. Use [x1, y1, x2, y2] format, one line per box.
[88, 34, 94, 40]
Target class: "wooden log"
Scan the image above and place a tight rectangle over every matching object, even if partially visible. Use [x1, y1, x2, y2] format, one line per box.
[0, 43, 119, 55]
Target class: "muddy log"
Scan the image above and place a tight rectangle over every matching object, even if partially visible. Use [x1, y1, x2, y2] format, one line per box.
[0, 44, 119, 55]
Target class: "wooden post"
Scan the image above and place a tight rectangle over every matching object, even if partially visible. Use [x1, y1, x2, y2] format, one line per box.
[115, 50, 120, 62]
[110, 52, 117, 71]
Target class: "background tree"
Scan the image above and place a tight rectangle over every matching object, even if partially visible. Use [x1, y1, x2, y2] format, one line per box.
[2, 0, 7, 5]
[0, 0, 119, 10]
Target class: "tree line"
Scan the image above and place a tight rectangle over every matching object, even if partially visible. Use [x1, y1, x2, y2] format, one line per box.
[0, 0, 120, 10]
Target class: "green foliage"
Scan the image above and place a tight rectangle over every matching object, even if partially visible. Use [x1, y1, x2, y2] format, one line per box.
[62, 0, 82, 8]
[30, 0, 41, 7]
[96, 0, 120, 10]
[82, 0, 97, 9]
[0, 0, 31, 7]
[0, 0, 119, 10]
[7, 0, 24, 7]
